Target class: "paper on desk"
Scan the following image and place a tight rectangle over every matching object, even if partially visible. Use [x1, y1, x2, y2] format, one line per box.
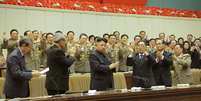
[40, 68, 49, 74]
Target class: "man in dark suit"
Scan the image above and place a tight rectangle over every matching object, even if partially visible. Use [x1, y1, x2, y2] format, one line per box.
[127, 41, 155, 88]
[45, 32, 74, 95]
[89, 37, 119, 91]
[4, 38, 40, 99]
[152, 39, 173, 87]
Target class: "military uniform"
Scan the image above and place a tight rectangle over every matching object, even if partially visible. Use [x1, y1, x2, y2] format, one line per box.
[65, 41, 77, 56]
[172, 54, 192, 85]
[106, 44, 119, 63]
[2, 38, 18, 55]
[65, 41, 77, 73]
[74, 43, 91, 73]
[40, 40, 54, 68]
[118, 44, 133, 72]
[25, 40, 41, 70]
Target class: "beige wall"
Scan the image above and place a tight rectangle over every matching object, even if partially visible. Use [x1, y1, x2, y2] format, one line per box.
[0, 4, 201, 41]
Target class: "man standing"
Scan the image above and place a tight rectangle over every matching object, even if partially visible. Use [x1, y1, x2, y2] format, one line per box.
[127, 41, 155, 88]
[172, 44, 192, 85]
[74, 33, 91, 73]
[4, 38, 40, 99]
[152, 39, 173, 87]
[45, 33, 75, 95]
[2, 29, 19, 55]
[89, 37, 119, 91]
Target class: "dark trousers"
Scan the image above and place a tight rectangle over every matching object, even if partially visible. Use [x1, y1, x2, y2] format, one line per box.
[47, 90, 66, 95]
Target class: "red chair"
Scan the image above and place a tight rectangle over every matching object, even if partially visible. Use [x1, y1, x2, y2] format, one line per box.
[112, 5, 127, 13]
[80, 1, 98, 11]
[147, 7, 161, 16]
[97, 3, 115, 13]
[161, 8, 176, 17]
[195, 11, 201, 18]
[0, 0, 6, 4]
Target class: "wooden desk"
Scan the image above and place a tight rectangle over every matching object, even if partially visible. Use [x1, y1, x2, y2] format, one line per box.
[20, 86, 201, 101]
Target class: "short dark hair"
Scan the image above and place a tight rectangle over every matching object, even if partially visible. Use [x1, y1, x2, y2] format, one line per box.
[134, 35, 141, 40]
[113, 31, 120, 35]
[149, 38, 156, 42]
[66, 31, 75, 36]
[139, 30, 146, 34]
[79, 33, 88, 39]
[178, 37, 184, 42]
[183, 41, 191, 47]
[10, 29, 18, 35]
[46, 33, 54, 39]
[170, 34, 175, 37]
[103, 33, 109, 38]
[109, 34, 116, 38]
[96, 37, 107, 43]
[55, 30, 63, 34]
[89, 35, 95, 41]
[159, 33, 165, 36]
[32, 30, 39, 33]
[19, 38, 32, 47]
[121, 34, 129, 39]
[24, 30, 31, 36]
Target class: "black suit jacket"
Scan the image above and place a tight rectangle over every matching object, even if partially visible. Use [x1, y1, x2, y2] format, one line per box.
[45, 45, 74, 91]
[152, 51, 173, 86]
[4, 48, 32, 98]
[190, 49, 201, 69]
[89, 50, 114, 91]
[127, 53, 156, 88]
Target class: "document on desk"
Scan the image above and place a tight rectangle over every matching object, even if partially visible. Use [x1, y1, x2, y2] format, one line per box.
[40, 68, 49, 74]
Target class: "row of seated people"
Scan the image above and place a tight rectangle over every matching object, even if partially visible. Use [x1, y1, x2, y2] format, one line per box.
[0, 29, 201, 73]
[0, 0, 200, 18]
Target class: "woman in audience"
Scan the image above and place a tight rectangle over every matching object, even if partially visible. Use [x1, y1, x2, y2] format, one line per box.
[178, 37, 184, 46]
[103, 33, 109, 42]
[172, 44, 192, 85]
[183, 41, 191, 54]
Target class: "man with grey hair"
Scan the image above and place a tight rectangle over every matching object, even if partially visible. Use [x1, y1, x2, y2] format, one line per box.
[4, 38, 40, 99]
